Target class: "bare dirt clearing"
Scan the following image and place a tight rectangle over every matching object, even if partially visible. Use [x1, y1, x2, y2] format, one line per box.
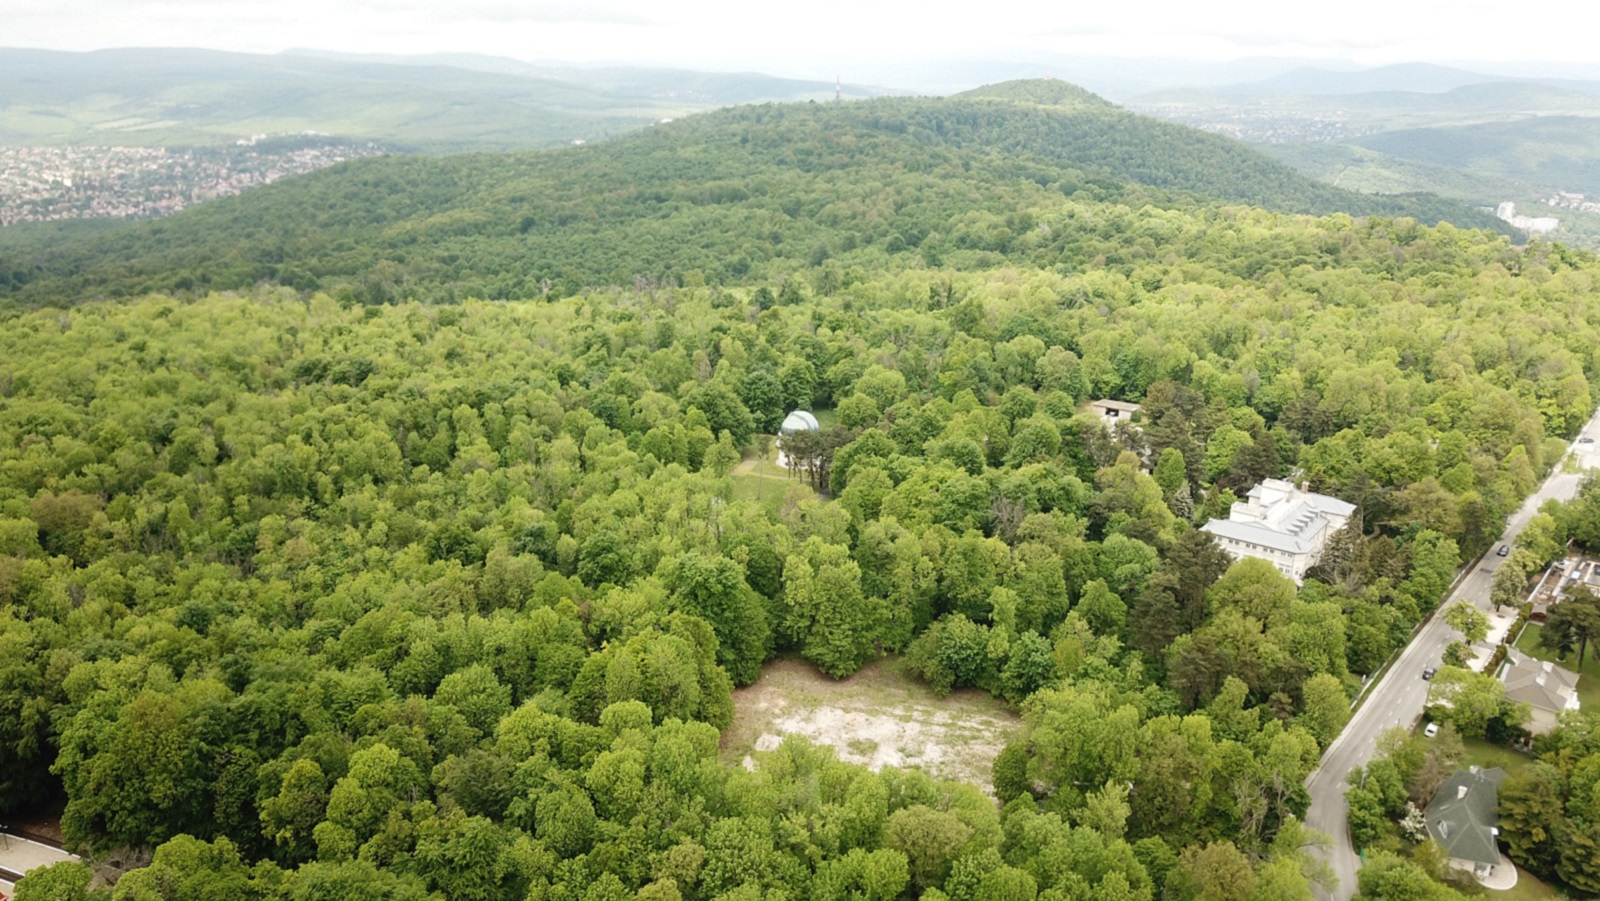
[724, 656, 1022, 792]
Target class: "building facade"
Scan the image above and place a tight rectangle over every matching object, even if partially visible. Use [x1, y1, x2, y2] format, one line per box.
[1201, 479, 1355, 584]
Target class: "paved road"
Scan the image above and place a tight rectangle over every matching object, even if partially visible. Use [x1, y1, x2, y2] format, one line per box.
[1304, 408, 1600, 901]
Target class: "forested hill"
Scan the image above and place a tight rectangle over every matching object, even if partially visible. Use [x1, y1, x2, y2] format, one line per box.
[0, 81, 1504, 306]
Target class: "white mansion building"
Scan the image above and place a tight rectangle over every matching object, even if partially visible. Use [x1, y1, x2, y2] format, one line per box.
[1201, 478, 1355, 584]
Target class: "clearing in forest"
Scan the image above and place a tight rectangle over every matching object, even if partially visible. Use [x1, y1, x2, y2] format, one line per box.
[724, 656, 1022, 793]
[730, 455, 806, 503]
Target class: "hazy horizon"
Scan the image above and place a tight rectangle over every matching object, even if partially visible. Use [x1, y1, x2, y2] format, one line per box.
[11, 0, 1600, 91]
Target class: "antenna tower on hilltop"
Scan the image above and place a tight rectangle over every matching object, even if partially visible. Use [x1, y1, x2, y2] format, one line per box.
[836, 75, 841, 102]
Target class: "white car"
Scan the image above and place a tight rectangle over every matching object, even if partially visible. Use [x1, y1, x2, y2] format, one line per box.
[1424, 722, 1440, 738]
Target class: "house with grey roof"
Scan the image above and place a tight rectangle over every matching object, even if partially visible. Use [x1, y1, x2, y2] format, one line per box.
[1201, 479, 1355, 584]
[1426, 766, 1507, 883]
[1497, 651, 1579, 735]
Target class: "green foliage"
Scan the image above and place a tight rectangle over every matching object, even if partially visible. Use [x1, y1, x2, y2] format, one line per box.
[0, 88, 1502, 306]
[0, 87, 1590, 901]
[1486, 710, 1600, 894]
[1425, 666, 1527, 739]
[1354, 116, 1600, 200]
[16, 861, 107, 901]
[1353, 851, 1468, 901]
[1443, 602, 1489, 645]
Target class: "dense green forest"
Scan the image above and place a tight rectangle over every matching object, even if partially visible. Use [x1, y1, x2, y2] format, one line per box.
[1352, 116, 1600, 198]
[0, 82, 1508, 308]
[3, 182, 1599, 898]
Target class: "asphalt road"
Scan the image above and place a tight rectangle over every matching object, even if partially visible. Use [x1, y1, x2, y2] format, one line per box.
[1304, 407, 1600, 901]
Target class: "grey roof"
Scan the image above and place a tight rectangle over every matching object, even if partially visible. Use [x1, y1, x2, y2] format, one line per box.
[1202, 480, 1354, 560]
[1244, 479, 1356, 518]
[1201, 518, 1317, 555]
[1500, 652, 1579, 713]
[1091, 399, 1141, 412]
[1425, 768, 1506, 866]
[1314, 495, 1357, 517]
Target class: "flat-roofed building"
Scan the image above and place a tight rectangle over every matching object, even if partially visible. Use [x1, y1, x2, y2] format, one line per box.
[1088, 399, 1140, 431]
[1201, 478, 1355, 584]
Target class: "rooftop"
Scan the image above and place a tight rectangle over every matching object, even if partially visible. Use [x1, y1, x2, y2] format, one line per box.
[1425, 767, 1506, 867]
[1202, 518, 1319, 555]
[1499, 651, 1580, 713]
[1202, 479, 1354, 558]
[779, 410, 819, 434]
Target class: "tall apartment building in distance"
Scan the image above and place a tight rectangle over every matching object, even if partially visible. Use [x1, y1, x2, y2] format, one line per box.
[1201, 478, 1355, 584]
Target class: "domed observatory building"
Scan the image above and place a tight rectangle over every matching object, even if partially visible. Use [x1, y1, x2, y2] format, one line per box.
[776, 410, 819, 469]
[780, 410, 819, 436]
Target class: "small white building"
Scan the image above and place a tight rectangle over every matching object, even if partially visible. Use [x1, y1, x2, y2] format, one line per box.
[779, 410, 819, 436]
[1201, 478, 1355, 584]
[1496, 201, 1560, 235]
[776, 410, 819, 469]
[1089, 399, 1140, 431]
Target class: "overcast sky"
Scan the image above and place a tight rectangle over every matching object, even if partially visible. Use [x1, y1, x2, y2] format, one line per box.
[8, 0, 1595, 81]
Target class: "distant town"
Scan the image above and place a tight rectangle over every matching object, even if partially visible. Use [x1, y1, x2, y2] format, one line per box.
[1124, 104, 1379, 144]
[1544, 191, 1600, 214]
[1497, 201, 1560, 235]
[0, 135, 385, 227]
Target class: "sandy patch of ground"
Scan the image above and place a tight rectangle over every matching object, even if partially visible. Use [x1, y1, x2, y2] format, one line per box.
[724, 656, 1021, 793]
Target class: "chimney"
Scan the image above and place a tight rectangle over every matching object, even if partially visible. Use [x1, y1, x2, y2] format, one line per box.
[1537, 673, 1548, 687]
[1458, 785, 1469, 800]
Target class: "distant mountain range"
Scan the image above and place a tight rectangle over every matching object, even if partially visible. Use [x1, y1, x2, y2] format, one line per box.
[0, 47, 889, 153]
[282, 49, 904, 106]
[1137, 61, 1598, 99]
[1216, 62, 1527, 96]
[1125, 62, 1600, 248]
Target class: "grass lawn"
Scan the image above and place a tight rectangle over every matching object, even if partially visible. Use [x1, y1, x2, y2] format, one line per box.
[731, 453, 813, 505]
[1459, 736, 1534, 777]
[1488, 869, 1564, 900]
[1515, 623, 1600, 711]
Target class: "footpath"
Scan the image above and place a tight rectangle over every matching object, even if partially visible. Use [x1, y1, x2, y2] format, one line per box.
[0, 832, 78, 896]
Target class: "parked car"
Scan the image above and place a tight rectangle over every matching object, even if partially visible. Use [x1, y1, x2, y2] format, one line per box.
[1580, 437, 1594, 444]
[1497, 544, 1510, 556]
[1422, 666, 1437, 680]
[1424, 722, 1440, 738]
